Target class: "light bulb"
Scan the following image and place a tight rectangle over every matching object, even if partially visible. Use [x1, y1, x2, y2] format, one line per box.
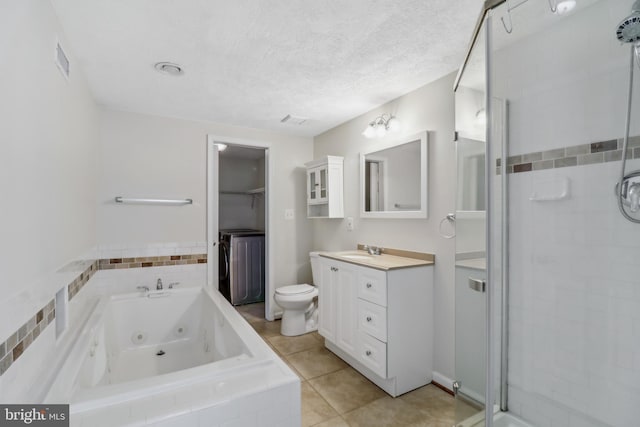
[555, 0, 576, 15]
[363, 125, 376, 138]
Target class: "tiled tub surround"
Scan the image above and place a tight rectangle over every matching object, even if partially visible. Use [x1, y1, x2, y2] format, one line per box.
[0, 260, 98, 378]
[497, 135, 640, 174]
[68, 261, 99, 300]
[0, 300, 56, 376]
[0, 242, 207, 383]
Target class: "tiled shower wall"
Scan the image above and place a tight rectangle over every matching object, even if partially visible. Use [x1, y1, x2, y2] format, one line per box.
[491, 1, 640, 426]
[0, 242, 207, 385]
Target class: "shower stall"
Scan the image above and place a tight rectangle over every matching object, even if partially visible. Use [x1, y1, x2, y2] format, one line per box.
[453, 1, 640, 426]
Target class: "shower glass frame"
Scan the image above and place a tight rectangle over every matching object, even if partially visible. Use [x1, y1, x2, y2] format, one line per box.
[456, 1, 640, 426]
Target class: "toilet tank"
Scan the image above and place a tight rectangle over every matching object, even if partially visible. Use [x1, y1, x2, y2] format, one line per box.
[309, 252, 321, 286]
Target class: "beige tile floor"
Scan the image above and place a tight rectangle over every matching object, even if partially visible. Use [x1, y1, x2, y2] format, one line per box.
[236, 303, 480, 427]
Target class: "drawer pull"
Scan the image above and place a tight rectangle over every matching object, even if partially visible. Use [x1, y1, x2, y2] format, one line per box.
[365, 350, 372, 356]
[366, 283, 372, 288]
[366, 316, 372, 322]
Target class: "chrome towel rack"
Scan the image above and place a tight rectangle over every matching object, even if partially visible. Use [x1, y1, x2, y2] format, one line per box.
[114, 197, 193, 205]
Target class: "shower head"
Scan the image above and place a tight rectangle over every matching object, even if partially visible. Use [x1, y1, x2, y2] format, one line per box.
[616, 0, 640, 43]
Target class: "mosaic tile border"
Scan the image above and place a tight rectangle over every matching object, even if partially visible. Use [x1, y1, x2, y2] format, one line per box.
[0, 252, 207, 377]
[497, 136, 640, 174]
[0, 300, 55, 376]
[98, 254, 207, 270]
[68, 261, 99, 301]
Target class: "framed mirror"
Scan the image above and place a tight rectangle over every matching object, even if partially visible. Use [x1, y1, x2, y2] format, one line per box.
[360, 131, 428, 219]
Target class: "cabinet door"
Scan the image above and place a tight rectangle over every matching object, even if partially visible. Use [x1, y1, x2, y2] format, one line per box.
[308, 168, 319, 204]
[307, 166, 329, 205]
[318, 261, 335, 341]
[317, 166, 328, 203]
[335, 263, 358, 357]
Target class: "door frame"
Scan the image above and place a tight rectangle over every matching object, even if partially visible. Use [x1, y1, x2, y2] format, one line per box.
[206, 134, 275, 321]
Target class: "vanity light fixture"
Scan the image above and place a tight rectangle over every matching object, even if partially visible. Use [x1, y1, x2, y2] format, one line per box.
[362, 114, 401, 139]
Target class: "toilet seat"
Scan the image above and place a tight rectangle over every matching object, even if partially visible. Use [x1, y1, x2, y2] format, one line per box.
[275, 284, 315, 296]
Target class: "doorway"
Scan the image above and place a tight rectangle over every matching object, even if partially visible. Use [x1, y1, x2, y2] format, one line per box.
[206, 135, 274, 321]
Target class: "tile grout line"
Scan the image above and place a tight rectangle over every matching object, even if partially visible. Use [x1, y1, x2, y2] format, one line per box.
[250, 318, 350, 425]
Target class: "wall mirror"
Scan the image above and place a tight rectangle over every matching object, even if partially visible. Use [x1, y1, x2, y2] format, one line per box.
[360, 131, 428, 219]
[456, 137, 486, 212]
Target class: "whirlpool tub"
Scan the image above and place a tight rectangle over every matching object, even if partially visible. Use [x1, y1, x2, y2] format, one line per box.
[44, 286, 299, 426]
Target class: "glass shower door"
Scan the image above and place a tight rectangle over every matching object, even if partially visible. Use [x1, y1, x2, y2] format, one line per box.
[484, 0, 640, 426]
[453, 18, 489, 426]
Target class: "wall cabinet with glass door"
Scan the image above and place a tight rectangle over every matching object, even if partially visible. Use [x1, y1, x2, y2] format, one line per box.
[305, 156, 344, 218]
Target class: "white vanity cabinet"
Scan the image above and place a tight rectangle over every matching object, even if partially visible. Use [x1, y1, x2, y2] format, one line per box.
[305, 156, 344, 218]
[318, 256, 434, 397]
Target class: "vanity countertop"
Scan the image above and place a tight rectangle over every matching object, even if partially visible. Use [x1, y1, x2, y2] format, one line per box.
[320, 248, 434, 271]
[455, 258, 486, 271]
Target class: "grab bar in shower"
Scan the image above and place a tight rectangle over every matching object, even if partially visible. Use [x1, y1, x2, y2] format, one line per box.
[115, 197, 193, 205]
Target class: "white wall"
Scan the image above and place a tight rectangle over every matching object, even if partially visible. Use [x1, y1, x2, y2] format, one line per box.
[0, 0, 98, 341]
[219, 156, 265, 230]
[312, 73, 458, 381]
[96, 109, 314, 316]
[492, 1, 640, 425]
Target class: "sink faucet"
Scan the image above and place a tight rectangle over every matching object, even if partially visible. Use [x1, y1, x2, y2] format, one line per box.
[364, 245, 382, 255]
[156, 278, 163, 290]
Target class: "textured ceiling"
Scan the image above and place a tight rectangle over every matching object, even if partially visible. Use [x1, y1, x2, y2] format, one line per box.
[51, 0, 482, 137]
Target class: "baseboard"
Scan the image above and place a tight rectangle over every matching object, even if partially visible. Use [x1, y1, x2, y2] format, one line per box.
[432, 371, 454, 395]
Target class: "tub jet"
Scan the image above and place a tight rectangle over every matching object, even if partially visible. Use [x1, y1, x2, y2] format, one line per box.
[156, 350, 165, 356]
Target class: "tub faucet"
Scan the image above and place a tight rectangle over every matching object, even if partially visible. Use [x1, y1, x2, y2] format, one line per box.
[136, 285, 149, 293]
[156, 278, 163, 290]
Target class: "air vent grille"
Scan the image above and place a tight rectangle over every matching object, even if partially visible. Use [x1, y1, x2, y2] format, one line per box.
[280, 114, 308, 125]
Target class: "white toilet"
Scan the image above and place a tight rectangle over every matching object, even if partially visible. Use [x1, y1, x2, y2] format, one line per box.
[274, 252, 321, 336]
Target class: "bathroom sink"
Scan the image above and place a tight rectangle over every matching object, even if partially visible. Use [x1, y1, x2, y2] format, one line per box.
[341, 254, 374, 261]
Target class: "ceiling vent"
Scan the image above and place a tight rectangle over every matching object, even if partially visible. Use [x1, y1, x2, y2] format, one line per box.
[55, 39, 70, 80]
[280, 114, 308, 125]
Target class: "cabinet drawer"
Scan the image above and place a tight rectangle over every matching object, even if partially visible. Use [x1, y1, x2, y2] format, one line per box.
[358, 299, 387, 342]
[357, 269, 387, 306]
[357, 331, 387, 378]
